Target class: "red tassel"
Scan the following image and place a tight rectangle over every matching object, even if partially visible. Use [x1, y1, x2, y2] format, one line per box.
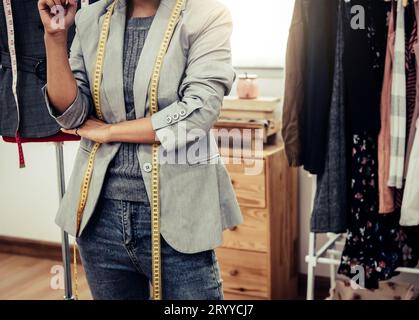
[15, 132, 26, 168]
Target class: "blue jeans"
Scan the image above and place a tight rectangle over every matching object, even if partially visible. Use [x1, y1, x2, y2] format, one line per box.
[77, 198, 224, 300]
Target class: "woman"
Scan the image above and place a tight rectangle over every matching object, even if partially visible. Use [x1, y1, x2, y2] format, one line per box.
[38, 0, 242, 300]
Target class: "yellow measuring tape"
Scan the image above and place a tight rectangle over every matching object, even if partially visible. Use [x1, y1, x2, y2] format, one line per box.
[73, 0, 184, 300]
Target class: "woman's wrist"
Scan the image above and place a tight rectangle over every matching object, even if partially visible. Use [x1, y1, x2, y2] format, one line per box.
[107, 123, 118, 143]
[44, 32, 68, 46]
[106, 118, 157, 145]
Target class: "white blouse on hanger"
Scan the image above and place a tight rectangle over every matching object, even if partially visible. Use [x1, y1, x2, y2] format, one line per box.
[401, 118, 419, 226]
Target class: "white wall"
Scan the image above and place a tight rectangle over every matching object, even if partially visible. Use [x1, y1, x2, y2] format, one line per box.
[0, 141, 79, 243]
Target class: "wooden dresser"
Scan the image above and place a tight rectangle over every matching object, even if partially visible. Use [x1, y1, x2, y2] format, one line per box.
[217, 96, 298, 300]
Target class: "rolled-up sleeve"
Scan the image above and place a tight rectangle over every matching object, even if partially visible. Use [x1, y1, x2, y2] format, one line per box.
[151, 5, 235, 152]
[43, 12, 93, 130]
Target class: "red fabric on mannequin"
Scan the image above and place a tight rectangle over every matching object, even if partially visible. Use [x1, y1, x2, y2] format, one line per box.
[2, 132, 81, 143]
[3, 132, 80, 167]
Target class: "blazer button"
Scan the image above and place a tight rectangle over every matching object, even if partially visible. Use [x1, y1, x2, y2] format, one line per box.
[143, 163, 153, 173]
[166, 116, 172, 124]
[179, 109, 187, 117]
[172, 113, 180, 121]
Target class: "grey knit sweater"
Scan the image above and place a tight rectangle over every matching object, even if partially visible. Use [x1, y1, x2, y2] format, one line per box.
[101, 16, 154, 203]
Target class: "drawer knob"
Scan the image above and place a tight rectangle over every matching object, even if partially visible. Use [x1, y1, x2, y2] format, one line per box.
[229, 226, 238, 232]
[229, 269, 239, 277]
[231, 179, 236, 186]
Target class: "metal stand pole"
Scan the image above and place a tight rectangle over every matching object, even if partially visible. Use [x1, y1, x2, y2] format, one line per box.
[306, 175, 317, 300]
[329, 240, 337, 293]
[55, 142, 73, 300]
[306, 232, 316, 300]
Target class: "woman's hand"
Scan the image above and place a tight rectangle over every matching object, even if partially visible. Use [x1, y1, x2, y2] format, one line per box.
[62, 117, 113, 144]
[38, 0, 77, 36]
[62, 117, 159, 145]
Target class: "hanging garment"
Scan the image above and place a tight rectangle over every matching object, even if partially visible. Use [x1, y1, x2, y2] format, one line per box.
[378, 2, 396, 214]
[405, 4, 417, 155]
[282, 0, 309, 167]
[401, 118, 419, 226]
[338, 133, 419, 289]
[389, 0, 407, 189]
[311, 0, 347, 234]
[390, 3, 418, 211]
[393, 3, 419, 210]
[301, 0, 338, 175]
[400, 0, 419, 226]
[405, 0, 419, 178]
[0, 0, 98, 139]
[343, 0, 389, 134]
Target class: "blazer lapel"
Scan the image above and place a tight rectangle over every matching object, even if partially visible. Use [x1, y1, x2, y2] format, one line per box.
[101, 0, 127, 123]
[133, 0, 186, 118]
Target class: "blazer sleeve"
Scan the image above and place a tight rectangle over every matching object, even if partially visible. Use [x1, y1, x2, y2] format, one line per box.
[151, 6, 235, 152]
[43, 13, 93, 130]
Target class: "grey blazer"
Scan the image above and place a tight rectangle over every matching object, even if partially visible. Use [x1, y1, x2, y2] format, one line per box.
[44, 0, 243, 254]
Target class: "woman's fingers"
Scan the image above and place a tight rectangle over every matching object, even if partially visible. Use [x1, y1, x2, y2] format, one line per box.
[38, 0, 55, 18]
[61, 118, 111, 144]
[61, 128, 77, 135]
[61, 118, 98, 135]
[38, 0, 56, 31]
[38, 0, 77, 34]
[67, 0, 78, 19]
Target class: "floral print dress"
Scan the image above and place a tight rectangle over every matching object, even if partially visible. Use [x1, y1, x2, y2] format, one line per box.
[338, 133, 419, 289]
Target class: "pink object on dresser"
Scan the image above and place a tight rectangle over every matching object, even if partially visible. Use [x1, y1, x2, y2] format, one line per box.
[237, 73, 259, 99]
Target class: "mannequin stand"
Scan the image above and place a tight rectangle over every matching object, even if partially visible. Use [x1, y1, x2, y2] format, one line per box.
[55, 142, 73, 300]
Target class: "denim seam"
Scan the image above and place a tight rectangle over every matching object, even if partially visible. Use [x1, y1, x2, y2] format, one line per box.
[125, 244, 147, 276]
[121, 201, 128, 244]
[120, 201, 146, 276]
[210, 251, 223, 300]
[121, 201, 137, 247]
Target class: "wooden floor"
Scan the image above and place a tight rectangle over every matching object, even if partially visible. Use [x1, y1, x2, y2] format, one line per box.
[0, 252, 321, 300]
[0, 253, 92, 300]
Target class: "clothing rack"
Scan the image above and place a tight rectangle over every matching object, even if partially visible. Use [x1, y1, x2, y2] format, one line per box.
[305, 176, 419, 300]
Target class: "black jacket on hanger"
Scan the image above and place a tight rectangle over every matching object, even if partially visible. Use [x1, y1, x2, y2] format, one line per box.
[0, 0, 99, 138]
[302, 0, 338, 175]
[343, 0, 389, 133]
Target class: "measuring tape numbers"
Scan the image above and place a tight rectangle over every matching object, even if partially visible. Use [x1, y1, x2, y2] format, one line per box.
[2, 0, 25, 168]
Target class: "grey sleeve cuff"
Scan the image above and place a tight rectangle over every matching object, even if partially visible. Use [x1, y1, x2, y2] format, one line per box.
[43, 85, 89, 129]
[150, 100, 203, 131]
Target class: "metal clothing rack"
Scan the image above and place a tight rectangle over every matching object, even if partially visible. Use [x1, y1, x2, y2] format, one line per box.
[54, 142, 73, 300]
[305, 176, 419, 300]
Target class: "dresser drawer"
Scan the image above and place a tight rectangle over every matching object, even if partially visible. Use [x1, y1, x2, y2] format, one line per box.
[216, 248, 269, 299]
[222, 207, 268, 252]
[224, 160, 266, 208]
